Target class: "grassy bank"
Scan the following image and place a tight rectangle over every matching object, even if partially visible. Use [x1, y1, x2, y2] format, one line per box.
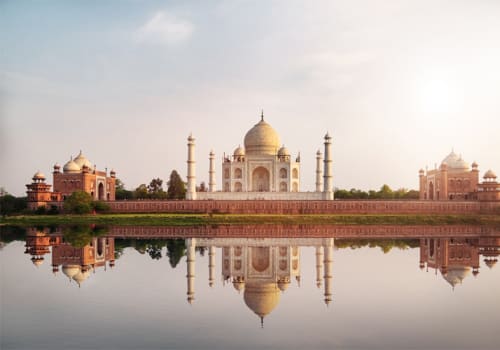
[1, 213, 500, 226]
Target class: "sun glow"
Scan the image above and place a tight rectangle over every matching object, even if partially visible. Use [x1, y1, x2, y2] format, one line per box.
[419, 79, 456, 115]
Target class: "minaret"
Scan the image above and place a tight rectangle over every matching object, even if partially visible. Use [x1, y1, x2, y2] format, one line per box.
[186, 238, 196, 304]
[419, 169, 425, 200]
[209, 150, 216, 192]
[323, 133, 333, 200]
[315, 150, 323, 192]
[186, 134, 197, 200]
[208, 246, 216, 287]
[315, 246, 324, 288]
[323, 238, 333, 306]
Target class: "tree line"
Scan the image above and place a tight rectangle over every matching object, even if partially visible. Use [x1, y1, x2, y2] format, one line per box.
[116, 170, 187, 200]
[334, 184, 419, 200]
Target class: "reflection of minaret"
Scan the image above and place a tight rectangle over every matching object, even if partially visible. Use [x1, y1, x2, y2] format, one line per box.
[315, 246, 324, 288]
[323, 238, 333, 306]
[208, 246, 215, 287]
[186, 238, 196, 304]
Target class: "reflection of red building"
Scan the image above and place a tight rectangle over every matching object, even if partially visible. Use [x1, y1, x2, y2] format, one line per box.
[419, 237, 500, 288]
[24, 228, 116, 287]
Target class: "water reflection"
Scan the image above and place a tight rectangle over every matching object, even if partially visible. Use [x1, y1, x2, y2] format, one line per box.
[187, 238, 334, 326]
[24, 227, 115, 287]
[419, 237, 499, 289]
[17, 225, 500, 322]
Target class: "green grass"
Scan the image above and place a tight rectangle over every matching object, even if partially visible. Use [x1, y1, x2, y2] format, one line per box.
[1, 213, 499, 226]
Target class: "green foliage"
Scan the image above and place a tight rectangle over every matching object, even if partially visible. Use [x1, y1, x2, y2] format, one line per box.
[335, 238, 420, 253]
[63, 191, 93, 214]
[115, 179, 133, 200]
[133, 184, 148, 199]
[0, 195, 27, 216]
[167, 170, 186, 200]
[147, 178, 167, 199]
[166, 239, 186, 267]
[62, 224, 109, 247]
[92, 201, 110, 213]
[335, 185, 419, 200]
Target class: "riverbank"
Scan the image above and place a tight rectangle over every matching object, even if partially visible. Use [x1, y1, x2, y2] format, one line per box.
[1, 213, 500, 226]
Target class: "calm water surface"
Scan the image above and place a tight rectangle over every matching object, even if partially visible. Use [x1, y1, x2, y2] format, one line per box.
[1, 226, 499, 350]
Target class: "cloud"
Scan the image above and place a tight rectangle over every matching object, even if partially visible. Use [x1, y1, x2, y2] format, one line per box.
[134, 11, 194, 45]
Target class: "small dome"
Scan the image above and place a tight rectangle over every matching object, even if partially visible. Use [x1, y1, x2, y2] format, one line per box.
[73, 151, 92, 169]
[33, 171, 45, 180]
[484, 169, 497, 179]
[62, 265, 81, 280]
[277, 279, 290, 292]
[441, 151, 470, 170]
[73, 269, 91, 286]
[31, 256, 44, 267]
[472, 161, 478, 168]
[442, 266, 471, 287]
[278, 145, 290, 157]
[244, 115, 281, 156]
[484, 258, 497, 269]
[63, 159, 80, 173]
[53, 163, 60, 169]
[233, 280, 245, 292]
[419, 168, 425, 174]
[233, 145, 245, 156]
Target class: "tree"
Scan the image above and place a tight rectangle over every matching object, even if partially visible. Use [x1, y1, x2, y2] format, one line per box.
[167, 170, 186, 200]
[148, 178, 167, 199]
[64, 191, 93, 214]
[197, 182, 207, 192]
[115, 179, 134, 200]
[0, 194, 27, 216]
[133, 184, 148, 199]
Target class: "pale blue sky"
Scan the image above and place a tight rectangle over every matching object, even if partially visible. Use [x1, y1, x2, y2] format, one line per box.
[2, 0, 500, 195]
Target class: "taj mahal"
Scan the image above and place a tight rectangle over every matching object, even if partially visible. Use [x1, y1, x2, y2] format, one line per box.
[186, 112, 334, 201]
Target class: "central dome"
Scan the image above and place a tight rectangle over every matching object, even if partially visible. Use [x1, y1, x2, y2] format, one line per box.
[244, 116, 281, 156]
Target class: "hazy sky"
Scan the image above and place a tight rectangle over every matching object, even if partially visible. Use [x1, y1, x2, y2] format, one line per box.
[1, 0, 500, 196]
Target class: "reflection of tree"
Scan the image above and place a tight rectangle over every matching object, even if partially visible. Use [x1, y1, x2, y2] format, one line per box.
[166, 239, 186, 268]
[0, 226, 27, 245]
[146, 244, 163, 260]
[62, 225, 109, 248]
[335, 239, 419, 253]
[196, 246, 206, 256]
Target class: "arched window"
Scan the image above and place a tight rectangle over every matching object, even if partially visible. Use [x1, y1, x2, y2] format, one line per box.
[279, 168, 287, 179]
[224, 168, 230, 179]
[292, 168, 299, 179]
[224, 182, 230, 192]
[292, 182, 298, 192]
[279, 182, 287, 192]
[234, 182, 242, 192]
[234, 168, 242, 179]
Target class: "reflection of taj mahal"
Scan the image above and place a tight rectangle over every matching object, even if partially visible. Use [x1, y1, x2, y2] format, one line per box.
[186, 112, 334, 200]
[185, 238, 334, 325]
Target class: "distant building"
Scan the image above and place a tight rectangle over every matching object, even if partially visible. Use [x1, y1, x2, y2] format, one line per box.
[419, 150, 499, 201]
[186, 112, 334, 200]
[26, 151, 116, 210]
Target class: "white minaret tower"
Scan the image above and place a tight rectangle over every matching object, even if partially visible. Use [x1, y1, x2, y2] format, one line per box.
[208, 246, 216, 287]
[186, 238, 196, 304]
[323, 133, 333, 200]
[186, 134, 197, 200]
[208, 150, 216, 192]
[315, 245, 324, 288]
[323, 238, 333, 306]
[315, 150, 323, 192]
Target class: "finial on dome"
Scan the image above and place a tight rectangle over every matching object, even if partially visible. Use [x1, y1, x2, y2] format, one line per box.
[261, 109, 264, 121]
[261, 316, 264, 329]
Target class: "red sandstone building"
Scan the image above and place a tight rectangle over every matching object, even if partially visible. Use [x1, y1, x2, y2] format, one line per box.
[419, 150, 500, 201]
[26, 151, 116, 210]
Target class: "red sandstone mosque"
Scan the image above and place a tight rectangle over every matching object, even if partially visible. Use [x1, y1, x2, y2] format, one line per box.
[26, 151, 116, 210]
[419, 150, 500, 201]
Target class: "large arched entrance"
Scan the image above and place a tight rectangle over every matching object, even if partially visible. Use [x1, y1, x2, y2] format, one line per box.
[98, 182, 105, 200]
[428, 181, 434, 200]
[252, 167, 270, 192]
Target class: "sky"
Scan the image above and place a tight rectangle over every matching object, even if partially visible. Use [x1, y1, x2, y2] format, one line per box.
[1, 0, 500, 196]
